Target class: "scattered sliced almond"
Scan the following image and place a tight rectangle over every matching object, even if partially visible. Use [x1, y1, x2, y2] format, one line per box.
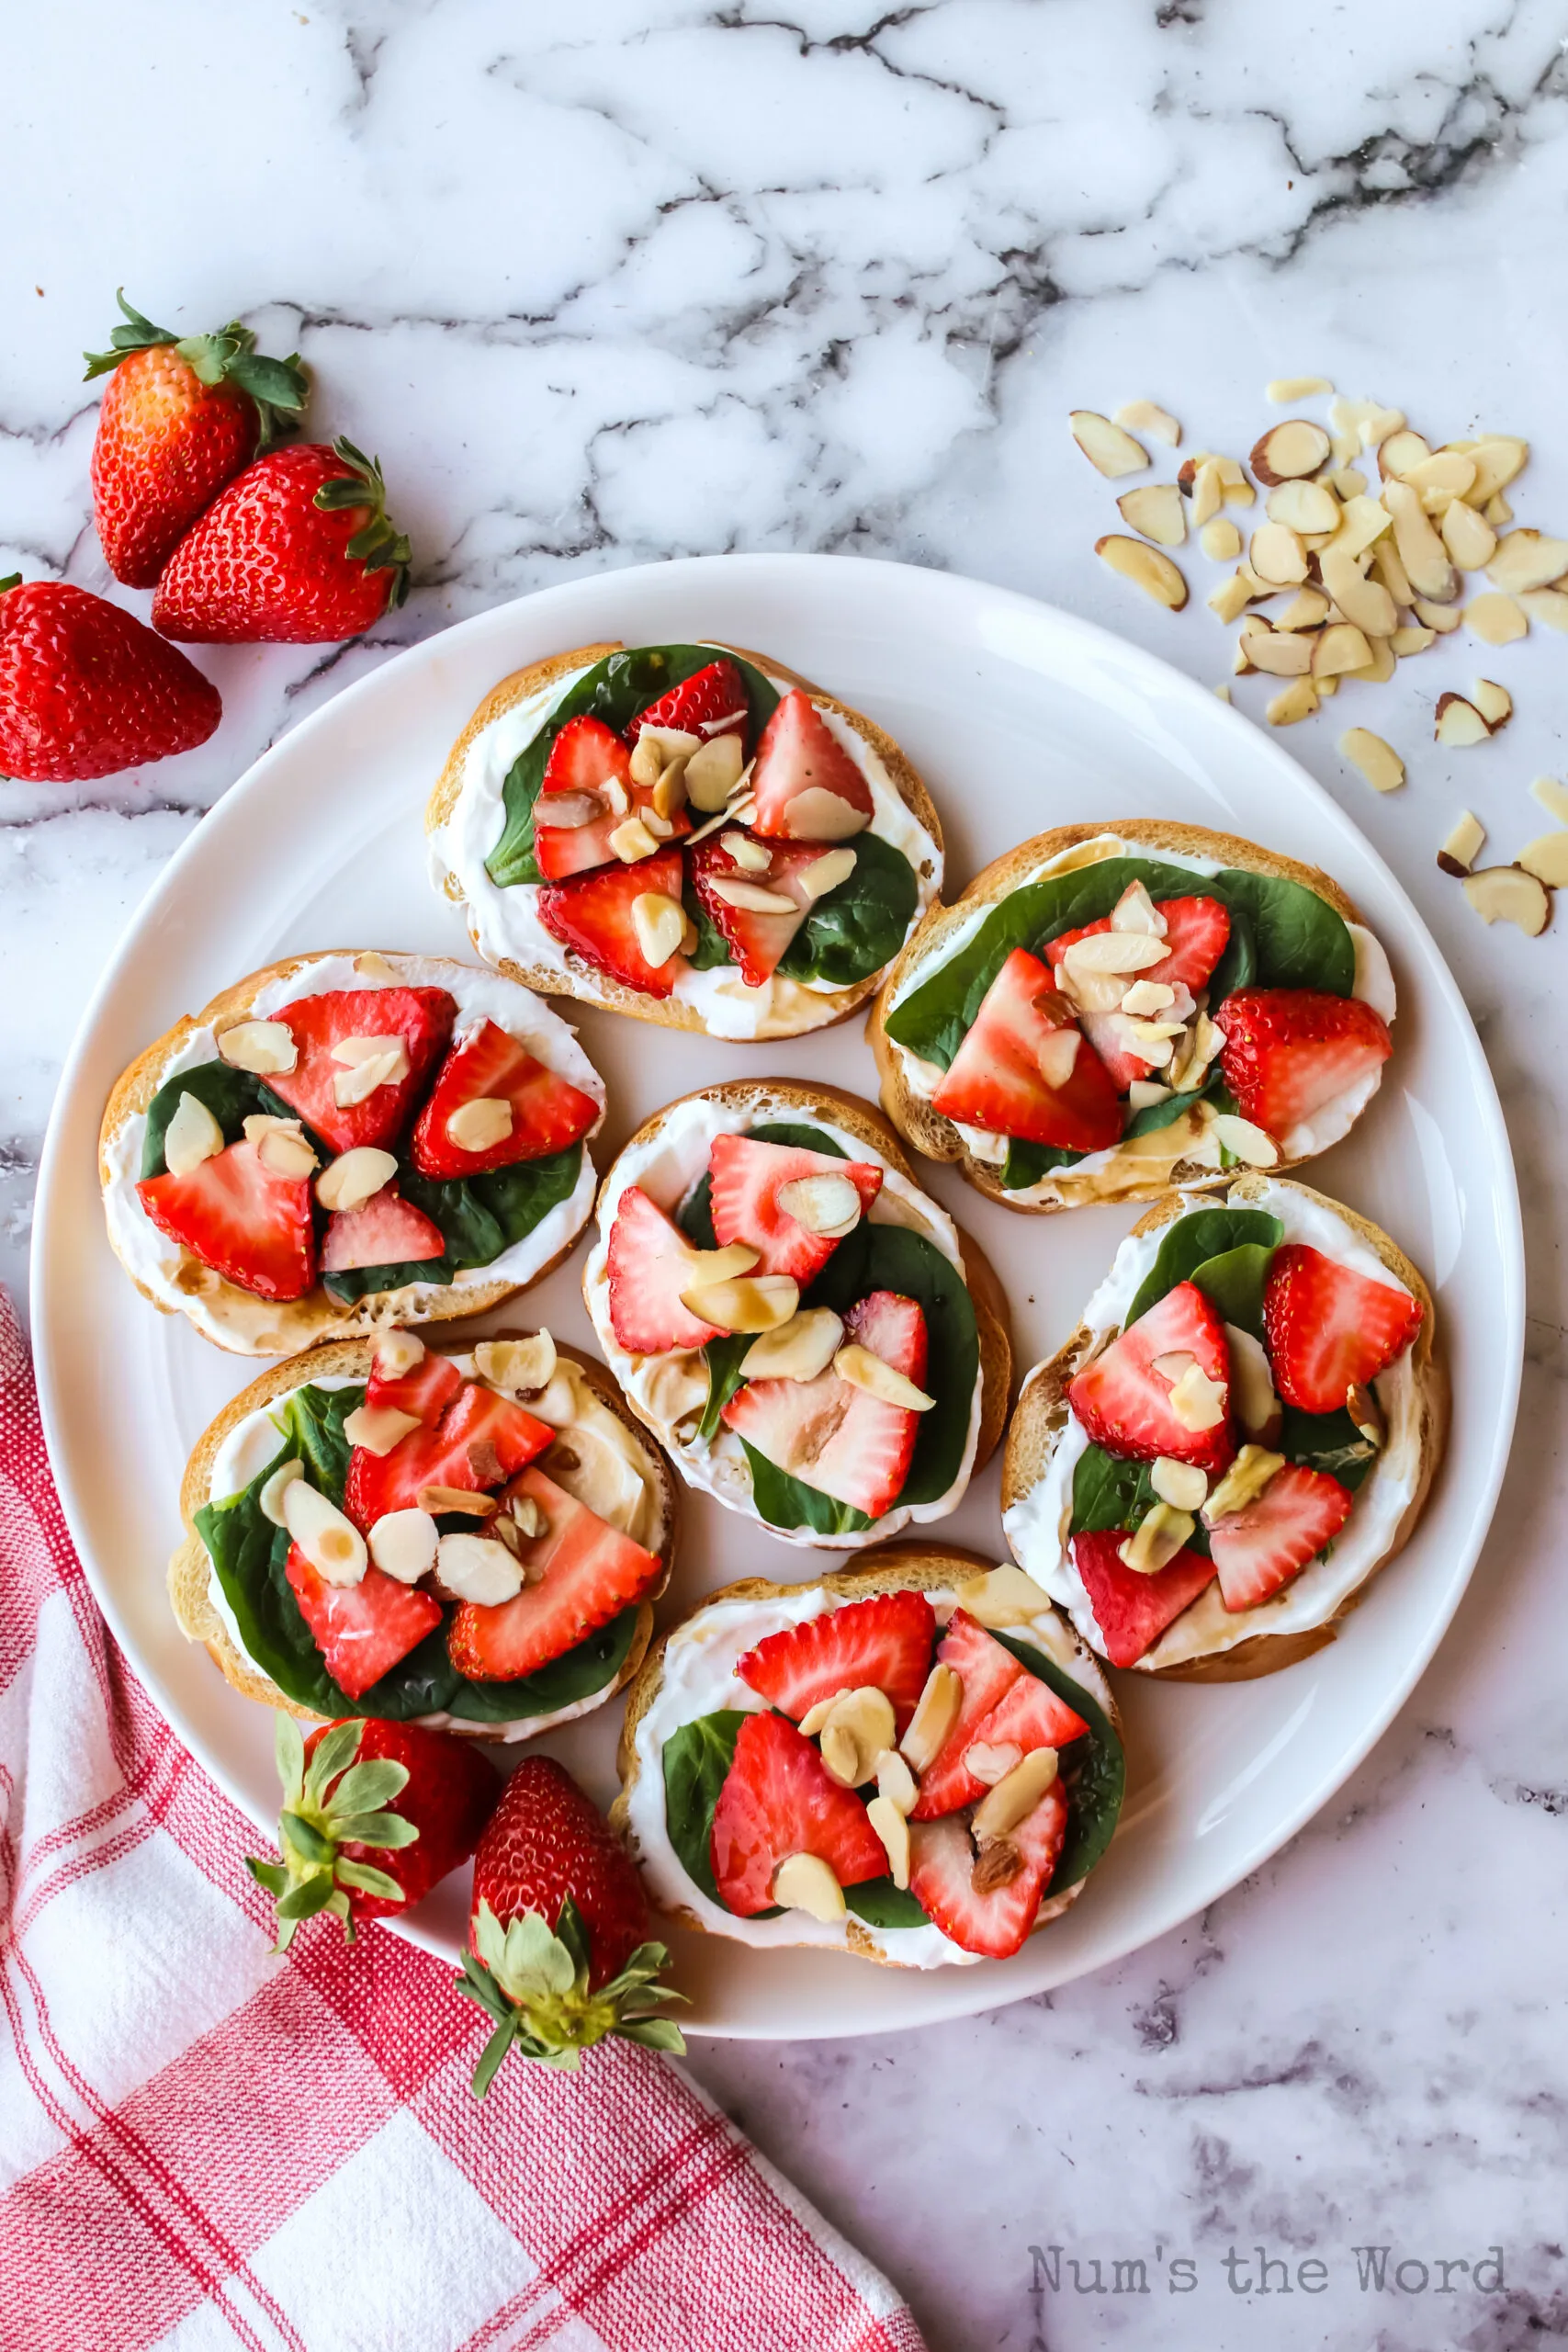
[1440, 499, 1496, 571]
[1529, 776, 1568, 825]
[508, 1490, 548, 1544]
[773, 1851, 845, 1921]
[683, 731, 746, 811]
[971, 1747, 1059, 1840]
[1319, 545, 1397, 638]
[721, 831, 772, 873]
[1114, 399, 1181, 446]
[367, 1509, 438, 1585]
[1485, 529, 1568, 595]
[1518, 588, 1568, 631]
[1353, 635, 1397, 684]
[1213, 456, 1255, 507]
[316, 1146, 398, 1214]
[627, 734, 665, 789]
[834, 1343, 935, 1412]
[1237, 624, 1307, 677]
[1470, 677, 1512, 729]
[1116, 483, 1186, 547]
[1037, 1026, 1083, 1087]
[1461, 865, 1550, 936]
[1465, 592, 1528, 646]
[1150, 1456, 1208, 1511]
[1202, 1444, 1285, 1522]
[1071, 411, 1149, 478]
[1335, 493, 1393, 560]
[1434, 694, 1492, 749]
[476, 1331, 557, 1395]
[375, 1329, 424, 1377]
[1247, 523, 1308, 587]
[818, 1689, 897, 1789]
[1266, 375, 1333, 402]
[865, 1796, 911, 1889]
[282, 1479, 367, 1588]
[964, 1741, 1023, 1787]
[652, 761, 689, 821]
[1461, 436, 1528, 503]
[1328, 467, 1368, 500]
[740, 1307, 843, 1383]
[1266, 678, 1318, 727]
[1382, 479, 1459, 602]
[776, 1173, 862, 1238]
[1200, 517, 1242, 561]
[1402, 449, 1476, 512]
[217, 1020, 298, 1076]
[1340, 729, 1404, 794]
[609, 815, 660, 863]
[1330, 396, 1404, 456]
[1378, 428, 1432, 480]
[446, 1096, 513, 1152]
[419, 1485, 497, 1519]
[259, 1458, 303, 1527]
[1063, 930, 1168, 978]
[779, 786, 868, 841]
[1272, 586, 1331, 631]
[1437, 810, 1486, 876]
[1207, 570, 1256, 622]
[798, 846, 857, 901]
[1166, 1360, 1227, 1431]
[1120, 979, 1176, 1016]
[876, 1749, 919, 1815]
[1119, 1501, 1196, 1575]
[1188, 458, 1224, 527]
[641, 808, 675, 841]
[1250, 419, 1331, 484]
[1210, 1112, 1279, 1167]
[435, 1532, 521, 1606]
[684, 1242, 761, 1285]
[242, 1114, 318, 1182]
[1129, 1078, 1173, 1111]
[1518, 833, 1568, 888]
[333, 1046, 408, 1109]
[1485, 491, 1514, 526]
[899, 1662, 962, 1774]
[1095, 534, 1187, 609]
[1312, 623, 1371, 678]
[1346, 1384, 1386, 1448]
[1414, 595, 1462, 633]
[1226, 1329, 1281, 1442]
[953, 1563, 1053, 1629]
[539, 788, 606, 831]
[1266, 479, 1339, 535]
[1392, 625, 1435, 657]
[681, 1272, 798, 1334]
[163, 1092, 226, 1178]
[630, 890, 687, 971]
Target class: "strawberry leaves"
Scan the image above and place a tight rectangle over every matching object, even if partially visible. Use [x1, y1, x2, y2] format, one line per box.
[312, 438, 412, 605]
[457, 1898, 686, 2090]
[83, 288, 308, 447]
[245, 1712, 416, 1952]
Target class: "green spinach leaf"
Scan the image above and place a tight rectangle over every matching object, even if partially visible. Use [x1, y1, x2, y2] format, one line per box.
[661, 1710, 749, 1908]
[1205, 901, 1257, 1007]
[1069, 1443, 1212, 1555]
[991, 1633, 1125, 1890]
[806, 1221, 979, 1510]
[1189, 1241, 1276, 1341]
[1278, 1403, 1377, 1493]
[846, 1879, 930, 1929]
[140, 1060, 297, 1179]
[682, 877, 733, 970]
[321, 1147, 582, 1305]
[1000, 1138, 1086, 1189]
[1125, 1206, 1284, 1327]
[777, 830, 920, 990]
[1212, 867, 1355, 995]
[740, 1442, 873, 1538]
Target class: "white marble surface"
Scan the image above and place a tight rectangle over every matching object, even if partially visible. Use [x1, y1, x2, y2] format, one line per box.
[5, 2, 1567, 2344]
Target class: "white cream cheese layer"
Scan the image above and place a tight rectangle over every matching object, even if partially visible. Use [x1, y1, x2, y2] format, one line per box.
[1002, 1180, 1424, 1668]
[882, 834, 1396, 1205]
[582, 1091, 984, 1549]
[624, 1586, 1112, 1969]
[429, 653, 943, 1041]
[104, 953, 603, 1351]
[202, 1352, 660, 1740]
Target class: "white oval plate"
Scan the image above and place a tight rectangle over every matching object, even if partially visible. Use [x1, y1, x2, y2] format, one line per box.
[32, 554, 1521, 2040]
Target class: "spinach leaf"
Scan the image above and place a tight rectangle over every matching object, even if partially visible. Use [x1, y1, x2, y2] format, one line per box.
[1212, 867, 1355, 995]
[1205, 901, 1257, 1007]
[846, 1879, 930, 1929]
[991, 1633, 1125, 1890]
[740, 1442, 873, 1538]
[777, 831, 920, 990]
[661, 1710, 748, 1907]
[321, 1147, 582, 1305]
[696, 1335, 750, 1443]
[140, 1060, 297, 1179]
[1122, 1063, 1236, 1141]
[486, 645, 781, 889]
[1069, 1443, 1212, 1555]
[1189, 1241, 1276, 1341]
[1279, 1403, 1378, 1493]
[807, 1221, 979, 1510]
[682, 877, 733, 970]
[1125, 1206, 1284, 1327]
[276, 1381, 356, 1496]
[1001, 1138, 1086, 1189]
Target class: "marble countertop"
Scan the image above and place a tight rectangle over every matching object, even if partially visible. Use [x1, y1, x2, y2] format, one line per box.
[6, 3, 1567, 2344]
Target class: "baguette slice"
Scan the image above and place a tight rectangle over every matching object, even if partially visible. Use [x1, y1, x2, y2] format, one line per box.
[169, 1334, 677, 1736]
[870, 819, 1385, 1214]
[99, 948, 603, 1356]
[1001, 1176, 1447, 1680]
[612, 1543, 1121, 1966]
[581, 1079, 1011, 1549]
[425, 639, 945, 1040]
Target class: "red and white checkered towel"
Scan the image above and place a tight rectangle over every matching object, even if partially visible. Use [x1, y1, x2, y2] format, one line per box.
[0, 1290, 927, 2352]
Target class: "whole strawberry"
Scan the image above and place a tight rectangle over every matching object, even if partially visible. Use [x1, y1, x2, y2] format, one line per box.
[85, 290, 308, 587]
[152, 438, 411, 644]
[0, 576, 221, 782]
[247, 1713, 497, 1951]
[459, 1756, 685, 2089]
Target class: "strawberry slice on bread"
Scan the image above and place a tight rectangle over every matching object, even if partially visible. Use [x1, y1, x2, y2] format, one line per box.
[321, 1188, 445, 1274]
[606, 1185, 724, 1354]
[687, 832, 852, 987]
[1045, 894, 1231, 1000]
[537, 846, 687, 999]
[1262, 1242, 1424, 1414]
[908, 1609, 1025, 1820]
[344, 1383, 552, 1533]
[409, 1017, 598, 1180]
[1067, 1279, 1235, 1473]
[447, 1464, 662, 1681]
[737, 1589, 937, 1734]
[265, 985, 456, 1158]
[1219, 989, 1392, 1145]
[708, 1132, 883, 1282]
[138, 1138, 315, 1302]
[931, 948, 1123, 1152]
[710, 1710, 888, 1917]
[749, 691, 874, 842]
[1069, 1530, 1219, 1668]
[1207, 1461, 1354, 1611]
[626, 657, 748, 743]
[366, 1333, 463, 1426]
[722, 1290, 928, 1521]
[534, 717, 635, 882]
[284, 1543, 443, 1701]
[907, 1780, 1068, 1960]
[912, 1657, 1089, 1819]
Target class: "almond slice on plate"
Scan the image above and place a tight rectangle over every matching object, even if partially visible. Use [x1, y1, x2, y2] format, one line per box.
[1461, 436, 1529, 504]
[1434, 694, 1492, 748]
[1529, 776, 1568, 825]
[1340, 729, 1404, 793]
[1414, 594, 1463, 633]
[1071, 411, 1149, 478]
[217, 1020, 298, 1076]
[1248, 523, 1308, 587]
[1273, 586, 1331, 631]
[1465, 593, 1528, 646]
[1313, 623, 1371, 678]
[1378, 428, 1432, 479]
[1440, 499, 1496, 571]
[1382, 480, 1459, 603]
[1319, 545, 1397, 638]
[1392, 625, 1436, 657]
[1117, 483, 1186, 547]
[1401, 450, 1476, 512]
[1518, 833, 1568, 888]
[1471, 678, 1512, 729]
[1266, 479, 1340, 535]
[1250, 419, 1331, 484]
[1485, 529, 1568, 595]
[1461, 865, 1550, 935]
[1114, 400, 1180, 447]
[1334, 493, 1393, 561]
[1200, 517, 1242, 561]
[1265, 678, 1319, 727]
[1437, 810, 1486, 875]
[1095, 536, 1187, 608]
[1207, 570, 1256, 622]
[1517, 588, 1568, 631]
[1265, 375, 1333, 402]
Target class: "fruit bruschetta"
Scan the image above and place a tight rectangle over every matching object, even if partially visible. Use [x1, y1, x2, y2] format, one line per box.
[582, 1081, 1010, 1548]
[426, 640, 943, 1041]
[872, 821, 1396, 1212]
[169, 1325, 676, 1736]
[612, 1547, 1123, 1967]
[99, 951, 604, 1354]
[1001, 1178, 1445, 1679]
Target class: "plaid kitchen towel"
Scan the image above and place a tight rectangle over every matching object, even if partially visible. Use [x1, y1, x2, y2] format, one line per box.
[0, 1290, 927, 2352]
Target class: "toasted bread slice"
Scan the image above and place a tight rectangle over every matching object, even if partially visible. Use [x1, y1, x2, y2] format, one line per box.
[870, 819, 1387, 1213]
[611, 1543, 1121, 1967]
[169, 1334, 676, 1737]
[1000, 1176, 1447, 1680]
[425, 639, 945, 1040]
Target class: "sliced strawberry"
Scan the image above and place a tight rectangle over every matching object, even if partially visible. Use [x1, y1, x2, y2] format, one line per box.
[1046, 895, 1232, 1000]
[723, 1291, 927, 1521]
[908, 1610, 1024, 1820]
[749, 690, 874, 842]
[931, 948, 1123, 1151]
[408, 1017, 598, 1181]
[265, 986, 456, 1157]
[913, 1667, 1089, 1819]
[1078, 1008, 1158, 1097]
[1208, 1462, 1354, 1611]
[907, 1781, 1068, 1960]
[1070, 1530, 1219, 1668]
[321, 1188, 445, 1274]
[736, 1589, 937, 1735]
[1219, 989, 1392, 1144]
[686, 831, 852, 986]
[138, 1138, 314, 1301]
[710, 1709, 888, 1917]
[344, 1381, 552, 1533]
[284, 1543, 443, 1701]
[536, 846, 686, 1000]
[1067, 1280, 1235, 1473]
[707, 1132, 883, 1282]
[535, 716, 635, 882]
[625, 656, 748, 743]
[605, 1185, 722, 1354]
[446, 1464, 663, 1680]
[366, 1336, 463, 1426]
[1262, 1241, 1425, 1415]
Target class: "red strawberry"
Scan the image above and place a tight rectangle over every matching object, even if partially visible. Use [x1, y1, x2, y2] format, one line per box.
[907, 1781, 1068, 1960]
[85, 292, 307, 586]
[737, 1589, 938, 1734]
[911, 1662, 1089, 1819]
[321, 1188, 445, 1273]
[265, 985, 455, 1158]
[0, 578, 220, 783]
[710, 1711, 887, 1917]
[722, 1290, 928, 1521]
[1262, 1242, 1425, 1414]
[1070, 1530, 1218, 1668]
[625, 657, 748, 743]
[931, 948, 1123, 1151]
[535, 717, 636, 881]
[1208, 1462, 1354, 1611]
[462, 1757, 684, 2086]
[908, 1610, 1024, 1820]
[707, 1132, 883, 1282]
[284, 1544, 444, 1700]
[686, 832, 851, 986]
[605, 1185, 722, 1354]
[749, 691, 874, 841]
[409, 1018, 599, 1180]
[247, 1713, 496, 1950]
[365, 1331, 463, 1426]
[1067, 1280, 1235, 1473]
[536, 846, 687, 999]
[448, 1464, 663, 1680]
[152, 438, 410, 644]
[138, 1137, 314, 1300]
[1219, 989, 1392, 1143]
[344, 1381, 552, 1532]
[1046, 895, 1231, 1000]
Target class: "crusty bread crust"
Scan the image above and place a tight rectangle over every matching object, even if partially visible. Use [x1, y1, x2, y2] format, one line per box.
[170, 1334, 677, 1736]
[1000, 1176, 1449, 1680]
[869, 819, 1377, 1214]
[583, 1079, 1012, 1519]
[611, 1543, 1122, 1965]
[99, 950, 601, 1357]
[425, 640, 946, 1039]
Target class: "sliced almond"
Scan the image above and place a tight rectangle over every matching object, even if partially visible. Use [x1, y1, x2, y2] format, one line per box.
[217, 1020, 298, 1076]
[1378, 428, 1432, 479]
[282, 1479, 367, 1588]
[1207, 570, 1256, 623]
[1150, 1456, 1208, 1511]
[1440, 499, 1496, 571]
[834, 1342, 935, 1412]
[1486, 530, 1568, 595]
[243, 1114, 318, 1181]
[1470, 678, 1512, 729]
[375, 1328, 424, 1377]
[1117, 483, 1186, 547]
[1210, 1112, 1279, 1167]
[1340, 729, 1404, 794]
[609, 815, 660, 863]
[476, 1331, 557, 1395]
[1529, 775, 1568, 825]
[353, 951, 397, 983]
[720, 831, 772, 873]
[798, 846, 857, 901]
[630, 890, 687, 970]
[1330, 395, 1404, 456]
[1095, 534, 1187, 609]
[434, 1532, 521, 1606]
[1461, 436, 1529, 503]
[1062, 929, 1168, 975]
[739, 1306, 843, 1384]
[1111, 881, 1168, 933]
[343, 1404, 421, 1457]
[776, 1173, 862, 1238]
[1265, 375, 1333, 402]
[641, 808, 675, 841]
[682, 1272, 798, 1334]
[778, 785, 868, 842]
[1265, 678, 1318, 728]
[1115, 399, 1180, 446]
[367, 1508, 438, 1585]
[508, 1490, 548, 1544]
[772, 1851, 846, 1921]
[1382, 479, 1458, 603]
[1518, 588, 1568, 632]
[1461, 865, 1550, 936]
[1352, 635, 1396, 684]
[1311, 623, 1371, 678]
[1464, 592, 1528, 645]
[1437, 809, 1486, 876]
[953, 1564, 1053, 1630]
[1434, 694, 1492, 749]
[259, 1458, 303, 1527]
[1190, 458, 1224, 527]
[1402, 450, 1476, 512]
[1328, 467, 1368, 500]
[1484, 492, 1514, 526]
[963, 1740, 1022, 1788]
[1273, 586, 1331, 631]
[1319, 544, 1397, 638]
[1518, 832, 1568, 888]
[706, 876, 797, 916]
[1414, 595, 1461, 633]
[818, 1688, 897, 1789]
[1250, 419, 1331, 484]
[1119, 1500, 1196, 1574]
[537, 788, 605, 831]
[1203, 1443, 1286, 1523]
[332, 1032, 408, 1072]
[875, 1748, 919, 1816]
[419, 1485, 497, 1518]
[628, 732, 666, 788]
[683, 731, 746, 811]
[1120, 979, 1176, 1017]
[333, 1046, 407, 1109]
[1037, 1026, 1082, 1087]
[1071, 410, 1149, 478]
[1168, 1011, 1224, 1091]
[1334, 493, 1393, 561]
[1200, 517, 1242, 561]
[1248, 523, 1308, 587]
[865, 1795, 911, 1889]
[446, 1096, 513, 1153]
[164, 1091, 226, 1178]
[1369, 537, 1414, 609]
[604, 776, 630, 819]
[1129, 1078, 1173, 1111]
[651, 761, 689, 821]
[315, 1146, 398, 1214]
[1392, 626, 1435, 657]
[1213, 457, 1255, 507]
[1346, 1384, 1386, 1448]
[683, 1241, 761, 1284]
[899, 1662, 962, 1774]
[1266, 480, 1339, 536]
[1227, 1328, 1281, 1443]
[971, 1747, 1060, 1840]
